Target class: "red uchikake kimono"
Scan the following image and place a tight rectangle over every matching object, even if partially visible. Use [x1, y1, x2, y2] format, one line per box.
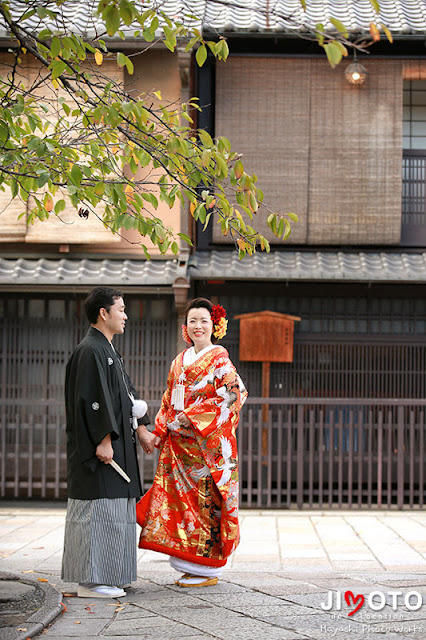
[136, 345, 247, 567]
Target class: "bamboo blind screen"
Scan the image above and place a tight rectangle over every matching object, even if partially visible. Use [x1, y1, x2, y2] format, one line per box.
[215, 57, 403, 245]
[214, 58, 310, 244]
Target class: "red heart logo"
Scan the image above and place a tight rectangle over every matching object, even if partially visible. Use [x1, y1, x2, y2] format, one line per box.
[344, 591, 365, 616]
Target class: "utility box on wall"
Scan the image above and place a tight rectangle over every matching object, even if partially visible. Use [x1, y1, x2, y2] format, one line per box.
[235, 310, 301, 363]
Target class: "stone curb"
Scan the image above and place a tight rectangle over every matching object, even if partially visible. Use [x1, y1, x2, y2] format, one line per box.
[0, 571, 63, 640]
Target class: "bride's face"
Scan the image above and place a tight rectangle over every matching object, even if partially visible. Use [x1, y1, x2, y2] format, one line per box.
[186, 307, 213, 352]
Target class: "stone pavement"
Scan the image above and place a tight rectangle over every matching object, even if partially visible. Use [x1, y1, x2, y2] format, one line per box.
[1, 502, 426, 639]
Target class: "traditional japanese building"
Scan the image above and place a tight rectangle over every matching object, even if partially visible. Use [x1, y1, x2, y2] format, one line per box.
[1, 0, 425, 507]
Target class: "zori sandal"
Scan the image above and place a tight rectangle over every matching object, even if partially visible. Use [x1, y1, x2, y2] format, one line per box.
[176, 575, 218, 588]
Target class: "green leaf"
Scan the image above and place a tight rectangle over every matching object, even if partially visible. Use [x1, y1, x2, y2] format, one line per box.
[287, 212, 299, 223]
[37, 172, 50, 188]
[70, 164, 82, 186]
[141, 244, 151, 260]
[0, 121, 9, 145]
[54, 199, 66, 214]
[198, 129, 213, 148]
[116, 52, 134, 74]
[10, 179, 18, 198]
[329, 17, 349, 38]
[283, 218, 291, 240]
[324, 42, 343, 68]
[50, 60, 68, 80]
[195, 44, 207, 67]
[120, 2, 134, 25]
[50, 36, 61, 59]
[333, 41, 348, 57]
[117, 52, 126, 67]
[315, 23, 325, 46]
[178, 232, 193, 246]
[369, 0, 380, 13]
[217, 39, 229, 60]
[104, 5, 121, 36]
[38, 28, 52, 41]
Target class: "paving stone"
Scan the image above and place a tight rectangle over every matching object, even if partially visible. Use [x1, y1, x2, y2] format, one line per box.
[277, 591, 335, 609]
[44, 615, 109, 635]
[196, 592, 284, 606]
[105, 616, 200, 637]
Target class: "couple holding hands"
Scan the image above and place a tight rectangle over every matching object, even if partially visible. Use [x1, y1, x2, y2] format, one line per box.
[61, 287, 247, 598]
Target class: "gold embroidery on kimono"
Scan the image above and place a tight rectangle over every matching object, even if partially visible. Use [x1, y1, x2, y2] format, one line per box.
[137, 346, 247, 567]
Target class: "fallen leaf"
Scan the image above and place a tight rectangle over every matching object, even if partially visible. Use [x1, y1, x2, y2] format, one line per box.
[73, 621, 81, 624]
[32, 546, 44, 549]
[17, 628, 27, 632]
[60, 602, 67, 613]
[22, 570, 35, 573]
[37, 578, 48, 583]
[62, 592, 75, 597]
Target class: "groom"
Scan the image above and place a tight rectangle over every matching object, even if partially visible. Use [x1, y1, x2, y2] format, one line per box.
[62, 286, 156, 598]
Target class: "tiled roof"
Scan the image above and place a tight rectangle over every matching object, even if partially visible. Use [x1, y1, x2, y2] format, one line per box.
[1, 251, 426, 287]
[189, 250, 426, 282]
[0, 258, 179, 287]
[202, 0, 426, 34]
[2, 0, 426, 38]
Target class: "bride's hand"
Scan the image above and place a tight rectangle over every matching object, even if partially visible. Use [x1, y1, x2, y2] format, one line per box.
[177, 412, 191, 427]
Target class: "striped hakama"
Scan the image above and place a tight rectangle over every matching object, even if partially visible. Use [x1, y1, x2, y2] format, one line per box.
[61, 497, 137, 585]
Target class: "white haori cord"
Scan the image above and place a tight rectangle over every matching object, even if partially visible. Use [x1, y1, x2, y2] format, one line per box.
[169, 556, 223, 580]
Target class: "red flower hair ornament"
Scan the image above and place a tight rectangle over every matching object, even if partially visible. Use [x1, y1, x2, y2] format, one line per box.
[181, 304, 228, 344]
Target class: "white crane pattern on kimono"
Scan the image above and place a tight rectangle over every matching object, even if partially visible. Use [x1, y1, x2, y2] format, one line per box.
[191, 436, 235, 487]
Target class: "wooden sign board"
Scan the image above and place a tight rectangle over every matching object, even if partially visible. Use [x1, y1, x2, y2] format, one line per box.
[235, 310, 301, 363]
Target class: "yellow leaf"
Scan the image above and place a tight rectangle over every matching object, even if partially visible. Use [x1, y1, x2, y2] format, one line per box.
[237, 238, 246, 250]
[381, 23, 393, 43]
[22, 570, 35, 573]
[369, 22, 381, 42]
[125, 184, 135, 203]
[95, 49, 103, 66]
[37, 577, 48, 582]
[44, 194, 53, 212]
[74, 621, 81, 624]
[190, 202, 196, 216]
[52, 78, 59, 90]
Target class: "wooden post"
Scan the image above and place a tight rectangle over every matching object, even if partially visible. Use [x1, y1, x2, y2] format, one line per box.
[261, 361, 270, 457]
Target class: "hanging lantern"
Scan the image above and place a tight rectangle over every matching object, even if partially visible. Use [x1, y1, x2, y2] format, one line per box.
[345, 62, 367, 85]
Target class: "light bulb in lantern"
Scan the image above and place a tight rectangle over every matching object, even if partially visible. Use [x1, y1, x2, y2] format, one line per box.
[345, 62, 367, 85]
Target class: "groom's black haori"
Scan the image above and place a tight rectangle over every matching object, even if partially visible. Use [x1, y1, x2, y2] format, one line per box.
[64, 325, 149, 499]
[61, 286, 151, 594]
